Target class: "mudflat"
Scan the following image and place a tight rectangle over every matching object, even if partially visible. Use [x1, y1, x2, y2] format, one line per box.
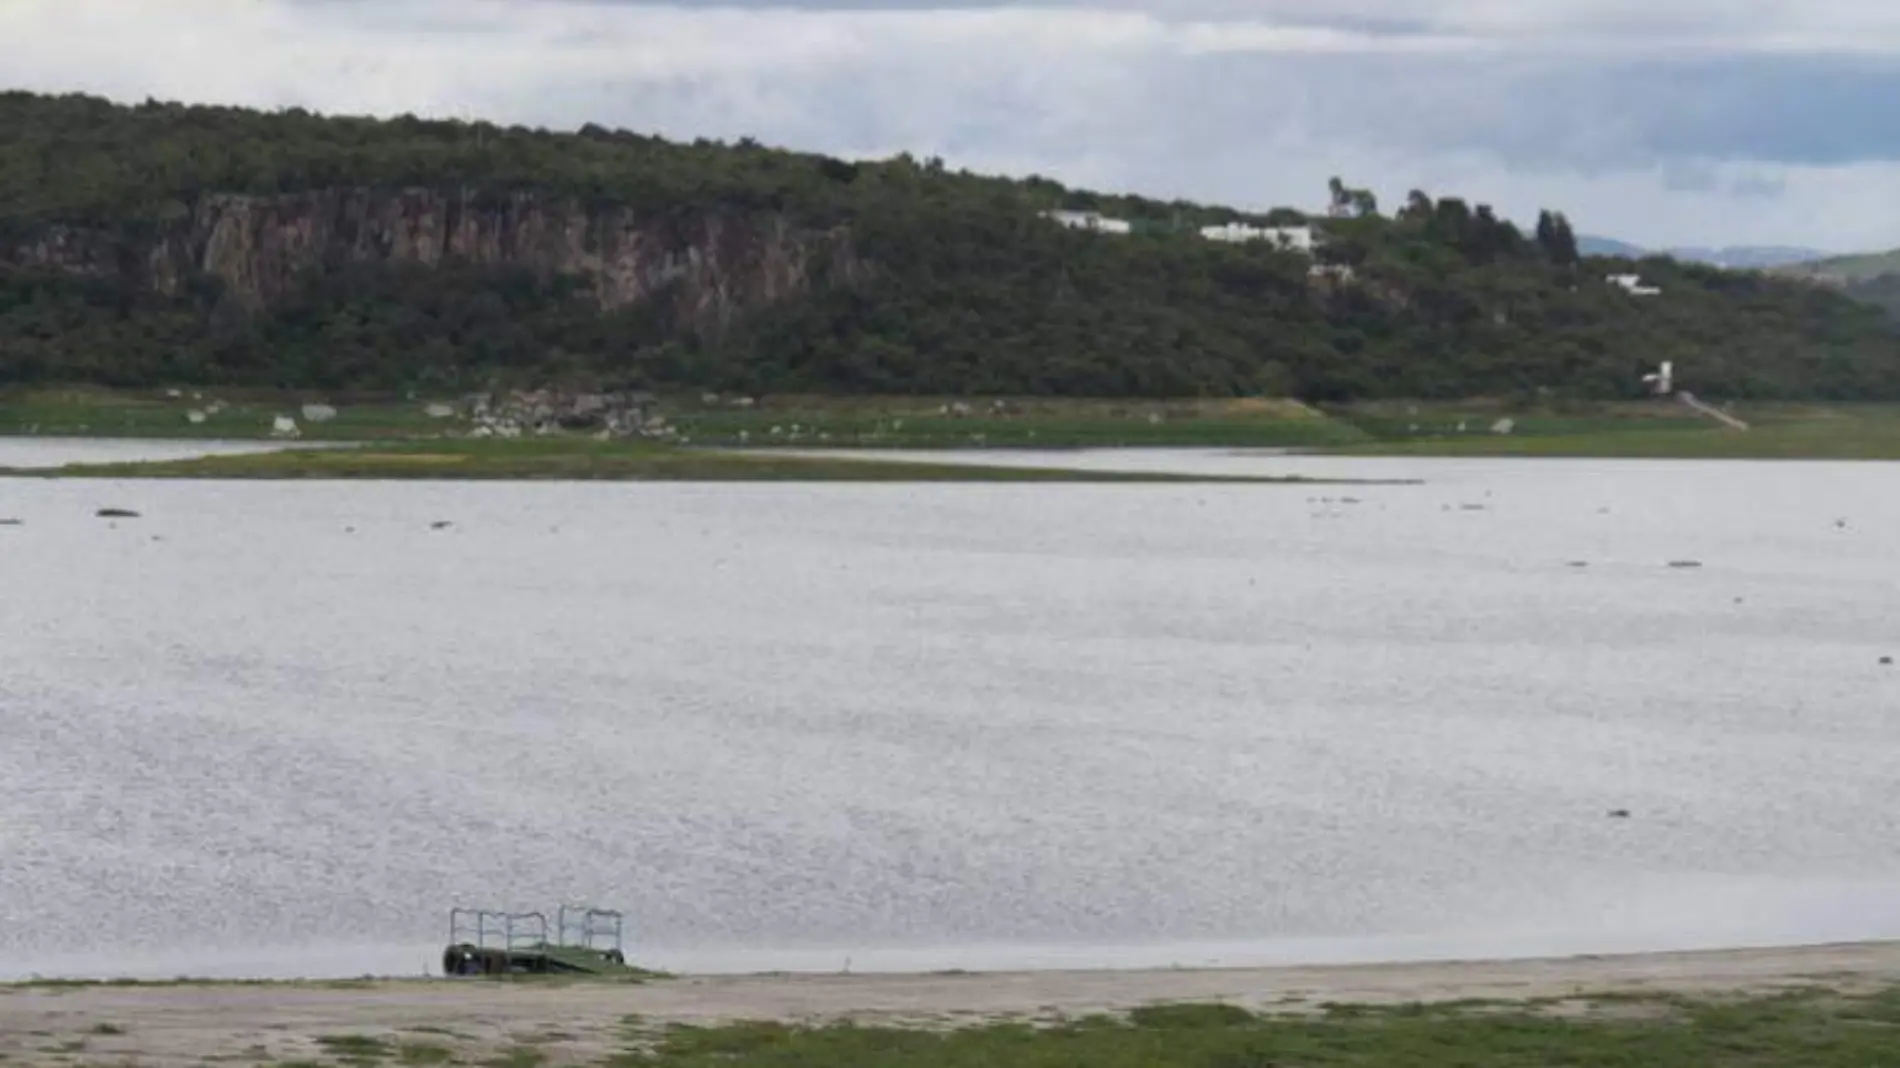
[2, 942, 1896, 1065]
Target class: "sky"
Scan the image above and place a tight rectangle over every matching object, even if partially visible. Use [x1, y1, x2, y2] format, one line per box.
[4, 0, 1899, 252]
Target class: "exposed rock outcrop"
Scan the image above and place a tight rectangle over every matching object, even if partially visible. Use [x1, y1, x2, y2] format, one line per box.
[1, 189, 865, 339]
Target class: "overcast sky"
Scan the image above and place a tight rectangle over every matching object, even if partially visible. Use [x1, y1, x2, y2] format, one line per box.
[6, 0, 1899, 251]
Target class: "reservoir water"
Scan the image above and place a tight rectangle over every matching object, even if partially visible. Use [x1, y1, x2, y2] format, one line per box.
[3, 445, 1899, 979]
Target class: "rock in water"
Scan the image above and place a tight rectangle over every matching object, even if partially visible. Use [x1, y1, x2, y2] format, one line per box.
[95, 508, 140, 519]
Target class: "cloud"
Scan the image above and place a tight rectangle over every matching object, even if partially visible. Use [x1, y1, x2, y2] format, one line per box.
[3, 0, 1898, 250]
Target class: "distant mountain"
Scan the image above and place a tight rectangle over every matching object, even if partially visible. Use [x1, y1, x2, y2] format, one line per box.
[1775, 249, 1900, 320]
[1578, 235, 1833, 269]
[1670, 245, 1837, 269]
[1776, 249, 1900, 284]
[1576, 235, 1649, 258]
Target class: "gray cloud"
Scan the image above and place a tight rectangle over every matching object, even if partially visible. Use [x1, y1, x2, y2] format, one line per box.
[6, 0, 1900, 249]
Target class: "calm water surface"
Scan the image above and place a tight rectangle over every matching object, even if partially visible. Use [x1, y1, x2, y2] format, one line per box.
[3, 446, 1899, 979]
[0, 437, 291, 470]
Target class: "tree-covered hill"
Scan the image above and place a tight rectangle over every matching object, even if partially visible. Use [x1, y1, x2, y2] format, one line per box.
[2, 90, 1896, 400]
[1773, 249, 1900, 322]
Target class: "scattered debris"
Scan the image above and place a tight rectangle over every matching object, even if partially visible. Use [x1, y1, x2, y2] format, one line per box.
[300, 403, 338, 424]
[430, 521, 454, 530]
[462, 389, 656, 439]
[1667, 560, 1703, 569]
[344, 526, 356, 534]
[164, 388, 183, 399]
[424, 403, 457, 419]
[730, 396, 756, 409]
[1607, 809, 1631, 819]
[95, 508, 140, 519]
[1567, 561, 1589, 568]
[1459, 503, 1487, 512]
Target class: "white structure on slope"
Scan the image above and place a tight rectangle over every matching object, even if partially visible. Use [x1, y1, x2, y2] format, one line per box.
[1042, 209, 1132, 234]
[1642, 360, 1674, 395]
[1200, 223, 1316, 252]
[1608, 273, 1662, 296]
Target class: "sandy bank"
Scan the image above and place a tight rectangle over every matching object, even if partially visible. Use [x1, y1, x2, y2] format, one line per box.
[1, 941, 1895, 1065]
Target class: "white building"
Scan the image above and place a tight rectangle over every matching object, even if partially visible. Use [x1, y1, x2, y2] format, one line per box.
[1607, 273, 1662, 296]
[1042, 209, 1132, 235]
[1200, 223, 1317, 252]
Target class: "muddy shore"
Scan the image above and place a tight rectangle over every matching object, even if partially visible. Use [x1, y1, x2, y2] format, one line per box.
[2, 942, 1896, 1065]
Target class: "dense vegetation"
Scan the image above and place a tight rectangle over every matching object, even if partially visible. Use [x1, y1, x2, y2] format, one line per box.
[3, 90, 1898, 400]
[1775, 248, 1900, 321]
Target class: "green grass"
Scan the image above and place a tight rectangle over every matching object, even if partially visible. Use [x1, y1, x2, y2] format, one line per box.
[597, 988, 1900, 1067]
[1330, 403, 1900, 459]
[662, 394, 1366, 449]
[0, 387, 443, 441]
[12, 387, 1900, 463]
[394, 1042, 455, 1065]
[0, 389, 1363, 448]
[317, 1034, 391, 1054]
[0, 438, 1341, 483]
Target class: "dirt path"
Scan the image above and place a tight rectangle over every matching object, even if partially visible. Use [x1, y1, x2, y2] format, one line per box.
[3, 942, 1895, 1065]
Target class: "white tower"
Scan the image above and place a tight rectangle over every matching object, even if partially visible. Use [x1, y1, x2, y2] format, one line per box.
[1641, 360, 1674, 396]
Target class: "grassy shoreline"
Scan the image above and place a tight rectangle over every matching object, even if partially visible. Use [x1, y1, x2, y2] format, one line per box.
[1, 980, 1896, 1066]
[4, 943, 1897, 1064]
[10, 388, 1900, 467]
[0, 439, 1355, 483]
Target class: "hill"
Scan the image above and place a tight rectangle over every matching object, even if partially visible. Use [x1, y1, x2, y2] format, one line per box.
[1665, 245, 1834, 269]
[1775, 250, 1900, 320]
[1578, 236, 1832, 270]
[3, 91, 1897, 401]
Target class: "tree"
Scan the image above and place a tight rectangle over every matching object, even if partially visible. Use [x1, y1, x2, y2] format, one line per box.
[1535, 210, 1580, 266]
[1328, 176, 1351, 216]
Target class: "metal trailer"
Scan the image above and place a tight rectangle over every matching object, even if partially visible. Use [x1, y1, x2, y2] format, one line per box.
[442, 905, 629, 976]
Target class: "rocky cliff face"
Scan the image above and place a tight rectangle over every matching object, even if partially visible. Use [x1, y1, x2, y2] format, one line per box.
[1, 189, 863, 336]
